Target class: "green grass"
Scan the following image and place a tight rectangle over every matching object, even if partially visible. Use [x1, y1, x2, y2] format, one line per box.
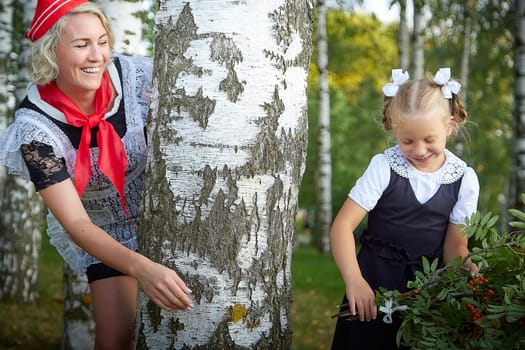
[0, 238, 343, 349]
[291, 245, 343, 349]
[0, 235, 63, 350]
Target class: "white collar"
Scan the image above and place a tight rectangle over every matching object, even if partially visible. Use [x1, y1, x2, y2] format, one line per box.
[384, 145, 466, 184]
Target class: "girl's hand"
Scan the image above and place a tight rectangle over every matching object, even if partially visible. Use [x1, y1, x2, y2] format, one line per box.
[137, 260, 193, 311]
[464, 261, 479, 276]
[345, 276, 377, 321]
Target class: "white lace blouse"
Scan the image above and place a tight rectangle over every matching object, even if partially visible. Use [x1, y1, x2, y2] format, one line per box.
[349, 145, 480, 225]
[0, 54, 153, 273]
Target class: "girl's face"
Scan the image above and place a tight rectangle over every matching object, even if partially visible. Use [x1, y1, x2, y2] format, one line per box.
[54, 13, 111, 101]
[394, 109, 453, 173]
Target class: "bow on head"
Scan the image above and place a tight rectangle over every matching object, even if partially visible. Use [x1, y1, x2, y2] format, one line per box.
[433, 67, 461, 99]
[382, 69, 409, 97]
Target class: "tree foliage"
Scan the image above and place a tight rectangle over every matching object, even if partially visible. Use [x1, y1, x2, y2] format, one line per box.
[302, 10, 397, 217]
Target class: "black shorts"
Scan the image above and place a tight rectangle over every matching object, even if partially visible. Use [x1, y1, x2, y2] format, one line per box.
[86, 263, 126, 283]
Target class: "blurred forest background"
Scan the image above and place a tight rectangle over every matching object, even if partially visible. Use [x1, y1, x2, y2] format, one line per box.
[0, 0, 521, 349]
[301, 0, 514, 252]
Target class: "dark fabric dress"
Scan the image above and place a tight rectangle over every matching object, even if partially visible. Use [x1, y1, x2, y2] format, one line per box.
[331, 169, 462, 350]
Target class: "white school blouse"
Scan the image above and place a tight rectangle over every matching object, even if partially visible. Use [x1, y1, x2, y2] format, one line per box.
[349, 145, 479, 225]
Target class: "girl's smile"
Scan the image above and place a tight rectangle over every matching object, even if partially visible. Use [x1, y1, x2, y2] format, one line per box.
[394, 109, 453, 173]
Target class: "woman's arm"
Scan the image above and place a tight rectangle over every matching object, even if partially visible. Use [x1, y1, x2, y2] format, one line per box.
[39, 179, 193, 311]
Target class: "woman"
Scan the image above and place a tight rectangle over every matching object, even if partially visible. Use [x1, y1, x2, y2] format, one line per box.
[0, 0, 192, 348]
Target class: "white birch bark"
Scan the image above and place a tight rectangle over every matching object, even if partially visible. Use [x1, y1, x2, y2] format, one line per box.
[316, 0, 331, 253]
[460, 0, 475, 108]
[511, 0, 525, 209]
[135, 0, 313, 348]
[398, 0, 410, 71]
[61, 265, 95, 350]
[0, 0, 14, 197]
[0, 0, 42, 304]
[0, 176, 41, 302]
[412, 0, 424, 79]
[99, 0, 150, 56]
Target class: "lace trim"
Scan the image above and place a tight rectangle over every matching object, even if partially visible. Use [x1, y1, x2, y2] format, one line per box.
[384, 145, 465, 184]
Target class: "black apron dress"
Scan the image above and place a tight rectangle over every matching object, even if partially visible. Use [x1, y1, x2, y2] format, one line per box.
[331, 169, 462, 350]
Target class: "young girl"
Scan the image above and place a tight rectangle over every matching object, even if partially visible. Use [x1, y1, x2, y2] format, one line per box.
[330, 68, 479, 349]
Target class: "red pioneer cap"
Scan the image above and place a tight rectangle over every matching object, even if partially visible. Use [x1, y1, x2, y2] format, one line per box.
[25, 0, 88, 42]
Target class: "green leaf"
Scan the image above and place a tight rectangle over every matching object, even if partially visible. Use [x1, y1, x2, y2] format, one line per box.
[486, 214, 499, 228]
[509, 208, 525, 222]
[422, 256, 430, 274]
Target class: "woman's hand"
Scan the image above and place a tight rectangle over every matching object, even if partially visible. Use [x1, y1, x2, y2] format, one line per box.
[136, 259, 193, 311]
[345, 275, 377, 321]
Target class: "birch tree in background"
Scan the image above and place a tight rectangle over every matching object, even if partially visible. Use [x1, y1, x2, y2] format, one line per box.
[61, 267, 95, 350]
[0, 0, 43, 304]
[0, 0, 13, 199]
[398, 0, 410, 71]
[460, 0, 475, 108]
[315, 0, 331, 253]
[99, 0, 150, 56]
[412, 0, 424, 78]
[511, 0, 525, 211]
[135, 1, 313, 348]
[452, 0, 476, 159]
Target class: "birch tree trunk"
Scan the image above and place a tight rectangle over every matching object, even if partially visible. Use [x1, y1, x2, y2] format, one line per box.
[0, 0, 43, 304]
[454, 0, 475, 158]
[135, 1, 313, 348]
[0, 0, 14, 199]
[398, 0, 410, 71]
[61, 266, 95, 350]
[315, 0, 331, 254]
[460, 0, 475, 108]
[412, 0, 424, 79]
[511, 0, 525, 211]
[99, 0, 150, 56]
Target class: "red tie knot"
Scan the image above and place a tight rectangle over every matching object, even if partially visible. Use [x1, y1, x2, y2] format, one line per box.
[87, 114, 102, 128]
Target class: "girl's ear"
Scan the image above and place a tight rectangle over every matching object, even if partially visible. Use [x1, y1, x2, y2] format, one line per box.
[446, 116, 455, 136]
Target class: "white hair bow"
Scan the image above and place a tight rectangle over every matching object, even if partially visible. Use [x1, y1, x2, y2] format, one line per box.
[382, 69, 409, 97]
[433, 67, 461, 99]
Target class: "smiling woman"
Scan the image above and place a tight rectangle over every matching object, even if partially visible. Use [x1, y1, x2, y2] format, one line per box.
[0, 1, 193, 349]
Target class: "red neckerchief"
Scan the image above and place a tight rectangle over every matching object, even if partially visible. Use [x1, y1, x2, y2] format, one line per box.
[38, 71, 129, 216]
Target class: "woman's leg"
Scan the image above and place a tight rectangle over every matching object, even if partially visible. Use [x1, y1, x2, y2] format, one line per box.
[89, 275, 138, 350]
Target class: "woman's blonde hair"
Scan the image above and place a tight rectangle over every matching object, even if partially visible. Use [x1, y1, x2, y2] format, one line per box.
[383, 73, 467, 135]
[28, 2, 114, 85]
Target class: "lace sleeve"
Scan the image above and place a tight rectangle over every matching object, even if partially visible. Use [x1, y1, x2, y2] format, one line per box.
[20, 141, 70, 191]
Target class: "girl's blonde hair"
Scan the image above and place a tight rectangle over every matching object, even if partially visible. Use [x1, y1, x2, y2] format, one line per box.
[382, 73, 467, 134]
[28, 2, 114, 85]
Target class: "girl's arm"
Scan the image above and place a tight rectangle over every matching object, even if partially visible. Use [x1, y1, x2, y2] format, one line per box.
[330, 198, 376, 321]
[39, 179, 193, 311]
[443, 222, 477, 275]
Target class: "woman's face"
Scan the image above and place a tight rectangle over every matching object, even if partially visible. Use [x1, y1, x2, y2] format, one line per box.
[54, 12, 111, 100]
